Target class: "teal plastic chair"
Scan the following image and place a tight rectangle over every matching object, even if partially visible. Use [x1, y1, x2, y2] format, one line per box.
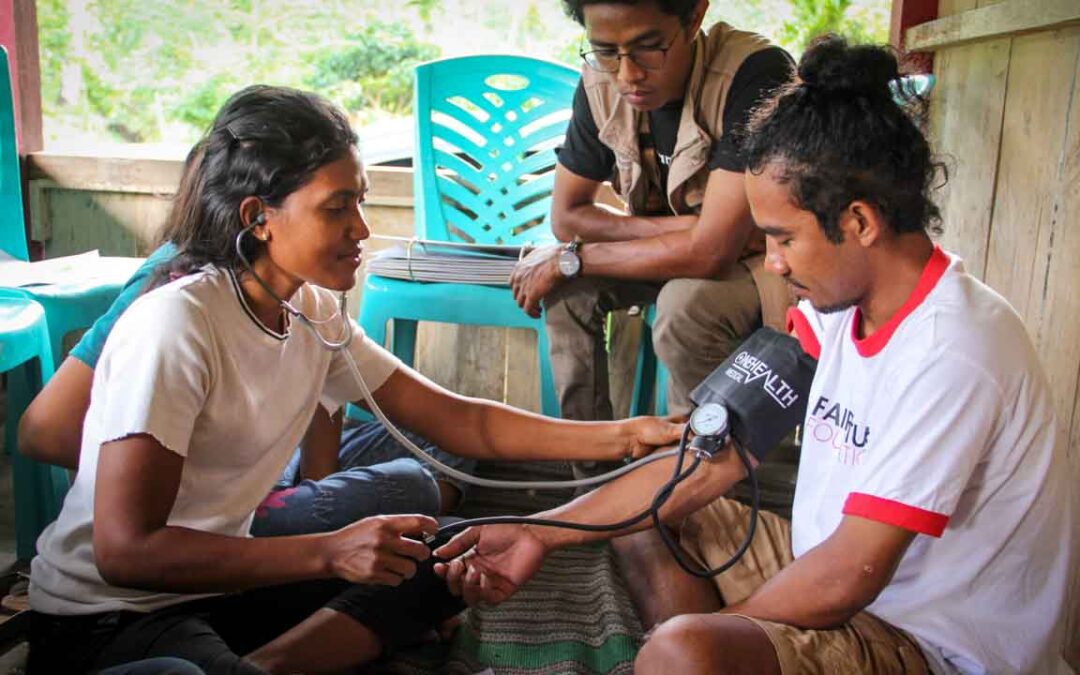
[628, 74, 936, 418]
[0, 289, 69, 558]
[358, 55, 578, 417]
[1, 47, 131, 366]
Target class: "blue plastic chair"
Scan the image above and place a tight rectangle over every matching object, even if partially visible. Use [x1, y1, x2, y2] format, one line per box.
[628, 75, 936, 418]
[1, 47, 132, 366]
[358, 55, 578, 417]
[0, 289, 69, 558]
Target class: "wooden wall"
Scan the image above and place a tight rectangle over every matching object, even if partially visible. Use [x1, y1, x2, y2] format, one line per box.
[26, 155, 643, 417]
[909, 0, 1080, 664]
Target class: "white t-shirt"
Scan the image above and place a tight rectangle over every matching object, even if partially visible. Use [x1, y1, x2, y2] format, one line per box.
[30, 266, 402, 615]
[787, 247, 1074, 675]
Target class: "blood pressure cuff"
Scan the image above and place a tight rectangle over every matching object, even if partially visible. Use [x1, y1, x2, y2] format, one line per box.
[690, 327, 818, 461]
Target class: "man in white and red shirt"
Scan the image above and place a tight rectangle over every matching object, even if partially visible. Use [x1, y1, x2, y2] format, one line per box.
[433, 36, 1076, 674]
[782, 244, 1072, 673]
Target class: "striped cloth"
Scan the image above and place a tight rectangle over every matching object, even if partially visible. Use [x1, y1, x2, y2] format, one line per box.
[377, 459, 644, 674]
[377, 444, 799, 674]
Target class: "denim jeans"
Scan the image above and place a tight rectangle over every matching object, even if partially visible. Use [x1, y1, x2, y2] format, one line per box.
[249, 421, 475, 537]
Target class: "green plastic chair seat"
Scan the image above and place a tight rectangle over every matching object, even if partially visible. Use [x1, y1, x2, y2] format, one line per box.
[0, 290, 69, 559]
[358, 55, 578, 417]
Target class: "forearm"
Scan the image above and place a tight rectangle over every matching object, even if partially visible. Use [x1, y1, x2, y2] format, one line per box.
[298, 408, 343, 481]
[579, 229, 740, 281]
[722, 538, 896, 629]
[96, 525, 331, 593]
[531, 449, 746, 549]
[442, 395, 639, 462]
[556, 203, 695, 243]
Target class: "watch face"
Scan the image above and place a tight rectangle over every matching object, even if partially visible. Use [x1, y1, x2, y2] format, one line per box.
[690, 402, 729, 437]
[558, 250, 581, 277]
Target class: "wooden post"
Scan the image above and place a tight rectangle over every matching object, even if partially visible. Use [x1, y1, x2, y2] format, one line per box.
[1, 0, 43, 257]
[890, 0, 938, 71]
[1, 0, 42, 153]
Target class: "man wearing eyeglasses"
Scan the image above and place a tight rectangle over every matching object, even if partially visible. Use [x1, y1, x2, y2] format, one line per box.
[510, 1, 793, 440]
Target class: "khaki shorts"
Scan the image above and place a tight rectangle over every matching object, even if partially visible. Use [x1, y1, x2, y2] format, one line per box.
[679, 498, 930, 675]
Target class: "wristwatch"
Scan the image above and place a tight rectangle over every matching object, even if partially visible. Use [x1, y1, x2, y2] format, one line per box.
[557, 240, 583, 278]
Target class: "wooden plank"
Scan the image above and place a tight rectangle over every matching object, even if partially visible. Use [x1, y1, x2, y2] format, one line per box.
[930, 37, 1011, 278]
[26, 155, 413, 206]
[938, 0, 979, 18]
[416, 323, 509, 403]
[984, 29, 1079, 324]
[1045, 35, 1080, 670]
[504, 328, 541, 413]
[27, 153, 184, 194]
[907, 0, 1080, 51]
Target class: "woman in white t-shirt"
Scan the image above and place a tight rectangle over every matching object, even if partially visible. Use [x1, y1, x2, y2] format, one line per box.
[27, 86, 682, 675]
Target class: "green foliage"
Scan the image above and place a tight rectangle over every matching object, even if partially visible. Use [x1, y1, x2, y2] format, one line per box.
[307, 22, 440, 116]
[36, 0, 70, 106]
[778, 0, 884, 52]
[36, 0, 888, 148]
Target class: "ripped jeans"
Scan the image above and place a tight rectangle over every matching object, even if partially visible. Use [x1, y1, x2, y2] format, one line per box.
[249, 421, 475, 537]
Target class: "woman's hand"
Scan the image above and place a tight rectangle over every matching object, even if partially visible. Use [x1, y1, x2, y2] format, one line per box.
[433, 523, 549, 606]
[322, 514, 440, 585]
[621, 415, 686, 460]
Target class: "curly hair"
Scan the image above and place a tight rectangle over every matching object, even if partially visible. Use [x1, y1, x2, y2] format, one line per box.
[562, 0, 700, 26]
[744, 35, 944, 243]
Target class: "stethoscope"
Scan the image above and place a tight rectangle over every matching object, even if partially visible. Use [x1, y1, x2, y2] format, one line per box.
[234, 223, 354, 352]
[231, 224, 757, 576]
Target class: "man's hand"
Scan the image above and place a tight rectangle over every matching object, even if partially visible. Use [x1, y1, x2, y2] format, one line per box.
[322, 514, 439, 586]
[621, 416, 686, 460]
[510, 245, 565, 318]
[433, 524, 548, 605]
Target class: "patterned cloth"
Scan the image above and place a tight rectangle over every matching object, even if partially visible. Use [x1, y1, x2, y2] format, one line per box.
[377, 459, 644, 675]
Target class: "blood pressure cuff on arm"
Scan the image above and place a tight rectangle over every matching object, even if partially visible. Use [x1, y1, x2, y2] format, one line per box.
[690, 327, 818, 461]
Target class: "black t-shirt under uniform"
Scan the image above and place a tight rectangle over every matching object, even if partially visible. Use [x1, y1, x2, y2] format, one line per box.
[557, 46, 793, 207]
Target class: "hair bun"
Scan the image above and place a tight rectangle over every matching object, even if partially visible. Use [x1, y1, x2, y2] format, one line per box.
[797, 35, 899, 96]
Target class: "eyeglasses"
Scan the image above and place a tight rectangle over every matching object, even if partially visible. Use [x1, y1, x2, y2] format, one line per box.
[579, 27, 683, 73]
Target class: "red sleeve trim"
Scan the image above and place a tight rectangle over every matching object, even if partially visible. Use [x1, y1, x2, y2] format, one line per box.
[843, 492, 949, 537]
[785, 306, 821, 359]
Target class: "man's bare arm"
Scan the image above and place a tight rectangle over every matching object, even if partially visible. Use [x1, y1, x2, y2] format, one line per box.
[724, 516, 916, 628]
[550, 164, 695, 243]
[575, 167, 757, 280]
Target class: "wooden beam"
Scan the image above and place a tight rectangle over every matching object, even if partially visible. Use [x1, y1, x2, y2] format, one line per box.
[27, 153, 415, 206]
[0, 0, 43, 153]
[906, 0, 1080, 51]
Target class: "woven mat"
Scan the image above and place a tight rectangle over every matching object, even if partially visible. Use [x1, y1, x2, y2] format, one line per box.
[376, 446, 799, 674]
[376, 459, 644, 675]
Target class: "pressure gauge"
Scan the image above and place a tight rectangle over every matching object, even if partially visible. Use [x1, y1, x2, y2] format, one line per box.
[690, 402, 729, 438]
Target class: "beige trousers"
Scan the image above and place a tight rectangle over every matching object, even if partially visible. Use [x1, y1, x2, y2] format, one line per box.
[680, 498, 931, 675]
[542, 259, 763, 421]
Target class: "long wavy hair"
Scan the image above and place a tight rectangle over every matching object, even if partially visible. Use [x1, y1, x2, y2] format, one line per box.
[152, 85, 358, 286]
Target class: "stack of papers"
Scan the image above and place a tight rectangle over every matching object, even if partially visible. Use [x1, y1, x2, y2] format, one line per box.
[0, 250, 143, 289]
[365, 238, 527, 286]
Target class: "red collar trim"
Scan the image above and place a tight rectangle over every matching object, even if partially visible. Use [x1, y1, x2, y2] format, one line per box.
[851, 246, 949, 357]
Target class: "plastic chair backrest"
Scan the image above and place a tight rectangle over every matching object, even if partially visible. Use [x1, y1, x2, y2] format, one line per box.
[0, 47, 29, 261]
[413, 55, 579, 246]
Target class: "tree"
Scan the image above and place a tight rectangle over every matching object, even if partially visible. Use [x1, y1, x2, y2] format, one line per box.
[778, 0, 888, 53]
[307, 22, 440, 118]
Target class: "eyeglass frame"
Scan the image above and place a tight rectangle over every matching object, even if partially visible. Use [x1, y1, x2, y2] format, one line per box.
[578, 26, 684, 73]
